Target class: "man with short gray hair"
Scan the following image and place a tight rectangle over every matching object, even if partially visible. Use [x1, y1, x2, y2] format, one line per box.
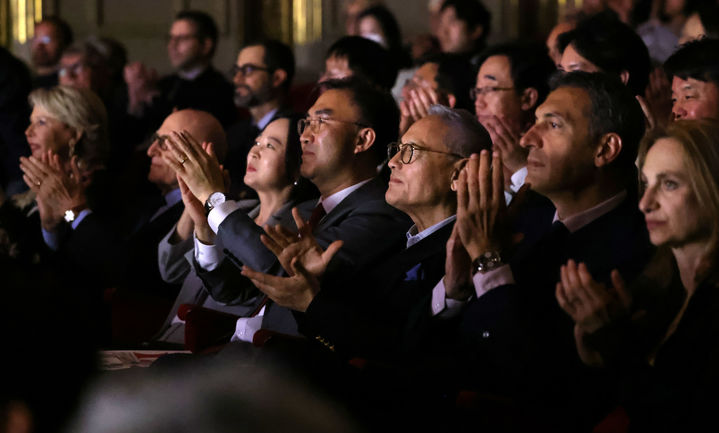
[243, 104, 492, 358]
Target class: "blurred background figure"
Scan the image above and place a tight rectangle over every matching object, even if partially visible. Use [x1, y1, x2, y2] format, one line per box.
[67, 361, 365, 433]
[30, 16, 74, 90]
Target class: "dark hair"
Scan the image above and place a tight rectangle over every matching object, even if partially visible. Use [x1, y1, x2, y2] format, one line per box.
[274, 114, 319, 202]
[357, 5, 411, 69]
[325, 36, 398, 91]
[477, 41, 556, 108]
[558, 12, 650, 96]
[420, 53, 475, 111]
[551, 71, 646, 179]
[175, 10, 219, 57]
[322, 77, 400, 164]
[246, 39, 295, 93]
[693, 3, 719, 38]
[38, 16, 74, 49]
[664, 38, 719, 86]
[440, 0, 492, 52]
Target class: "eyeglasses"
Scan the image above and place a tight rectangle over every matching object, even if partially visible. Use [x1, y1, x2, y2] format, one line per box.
[32, 35, 52, 45]
[58, 62, 86, 78]
[166, 33, 198, 44]
[150, 132, 171, 150]
[230, 63, 271, 77]
[387, 141, 463, 164]
[469, 86, 515, 100]
[297, 117, 368, 135]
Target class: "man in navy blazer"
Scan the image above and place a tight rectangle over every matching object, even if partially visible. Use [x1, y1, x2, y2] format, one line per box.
[441, 72, 653, 431]
[166, 77, 411, 342]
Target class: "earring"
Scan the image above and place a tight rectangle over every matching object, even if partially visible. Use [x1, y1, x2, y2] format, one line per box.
[293, 179, 299, 186]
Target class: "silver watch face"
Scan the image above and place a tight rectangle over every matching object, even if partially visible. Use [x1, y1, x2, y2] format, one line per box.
[209, 192, 226, 207]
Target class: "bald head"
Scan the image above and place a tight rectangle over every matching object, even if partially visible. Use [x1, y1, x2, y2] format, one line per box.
[163, 109, 227, 162]
[147, 109, 227, 191]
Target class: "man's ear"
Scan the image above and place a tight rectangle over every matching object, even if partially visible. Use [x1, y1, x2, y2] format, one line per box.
[353, 127, 376, 154]
[272, 68, 287, 89]
[201, 38, 213, 57]
[447, 93, 457, 108]
[520, 87, 539, 111]
[619, 70, 630, 86]
[470, 25, 484, 42]
[594, 132, 623, 168]
[450, 158, 468, 191]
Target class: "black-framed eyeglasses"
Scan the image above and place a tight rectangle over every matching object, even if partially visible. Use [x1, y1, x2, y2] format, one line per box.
[166, 33, 198, 44]
[58, 61, 87, 78]
[150, 132, 171, 150]
[387, 141, 463, 164]
[297, 117, 368, 135]
[230, 63, 271, 77]
[469, 86, 515, 100]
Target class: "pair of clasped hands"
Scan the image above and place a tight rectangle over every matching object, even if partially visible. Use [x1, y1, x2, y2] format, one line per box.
[19, 151, 91, 232]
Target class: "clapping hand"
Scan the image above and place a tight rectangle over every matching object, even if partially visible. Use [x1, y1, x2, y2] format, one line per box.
[556, 260, 632, 334]
[241, 208, 344, 312]
[161, 130, 225, 205]
[477, 115, 527, 176]
[399, 85, 451, 135]
[20, 151, 90, 231]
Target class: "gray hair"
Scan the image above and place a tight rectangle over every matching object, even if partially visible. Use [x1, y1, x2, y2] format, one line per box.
[427, 104, 492, 157]
[28, 85, 109, 169]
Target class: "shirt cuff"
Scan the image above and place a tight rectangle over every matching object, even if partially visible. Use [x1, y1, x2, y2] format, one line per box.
[431, 278, 468, 318]
[41, 228, 61, 251]
[208, 200, 241, 234]
[71, 208, 92, 229]
[193, 232, 222, 271]
[473, 264, 515, 298]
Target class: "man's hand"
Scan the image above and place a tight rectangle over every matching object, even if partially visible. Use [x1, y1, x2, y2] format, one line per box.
[162, 130, 225, 204]
[260, 208, 334, 277]
[242, 238, 344, 312]
[399, 86, 450, 135]
[639, 66, 672, 130]
[455, 150, 509, 261]
[478, 115, 527, 175]
[443, 224, 474, 300]
[555, 260, 631, 334]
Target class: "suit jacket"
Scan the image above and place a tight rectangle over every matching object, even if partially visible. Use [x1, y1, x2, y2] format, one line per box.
[456, 194, 653, 431]
[298, 221, 454, 360]
[121, 199, 185, 298]
[198, 176, 412, 335]
[153, 199, 297, 344]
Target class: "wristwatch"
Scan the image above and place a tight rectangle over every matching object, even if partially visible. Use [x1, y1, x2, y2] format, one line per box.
[472, 251, 503, 274]
[204, 192, 226, 216]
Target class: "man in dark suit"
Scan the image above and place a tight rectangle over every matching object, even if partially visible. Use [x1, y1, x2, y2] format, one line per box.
[225, 39, 296, 199]
[243, 105, 493, 360]
[124, 11, 235, 136]
[163, 77, 411, 342]
[442, 72, 653, 431]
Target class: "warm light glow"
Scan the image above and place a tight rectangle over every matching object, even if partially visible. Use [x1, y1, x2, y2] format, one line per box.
[8, 0, 40, 44]
[292, 0, 322, 45]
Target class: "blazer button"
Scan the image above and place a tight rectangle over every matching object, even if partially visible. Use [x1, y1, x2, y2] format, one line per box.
[481, 331, 490, 339]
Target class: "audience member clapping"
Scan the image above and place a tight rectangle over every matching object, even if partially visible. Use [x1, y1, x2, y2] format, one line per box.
[556, 119, 719, 431]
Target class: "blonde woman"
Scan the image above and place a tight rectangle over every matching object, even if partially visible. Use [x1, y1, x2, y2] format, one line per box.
[0, 85, 108, 261]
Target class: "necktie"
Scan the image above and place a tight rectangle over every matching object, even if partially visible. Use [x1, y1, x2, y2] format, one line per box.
[404, 263, 423, 281]
[307, 202, 327, 230]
